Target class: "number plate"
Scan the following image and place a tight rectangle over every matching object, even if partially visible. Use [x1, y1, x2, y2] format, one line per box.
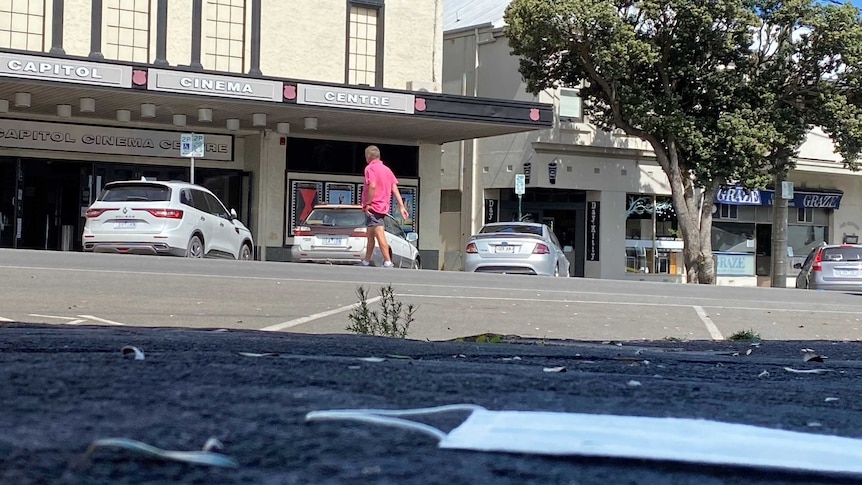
[322, 237, 345, 246]
[113, 221, 136, 229]
[835, 269, 858, 277]
[495, 245, 515, 253]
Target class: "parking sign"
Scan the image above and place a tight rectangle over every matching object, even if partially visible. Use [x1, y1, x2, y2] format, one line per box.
[180, 133, 205, 158]
[514, 174, 525, 195]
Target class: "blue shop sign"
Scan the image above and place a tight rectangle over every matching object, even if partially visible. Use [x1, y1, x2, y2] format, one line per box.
[715, 186, 762, 205]
[715, 186, 843, 209]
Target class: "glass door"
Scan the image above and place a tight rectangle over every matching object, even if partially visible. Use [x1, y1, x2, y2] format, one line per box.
[0, 159, 19, 248]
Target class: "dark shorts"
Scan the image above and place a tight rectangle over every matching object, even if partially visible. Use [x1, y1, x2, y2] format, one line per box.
[366, 210, 385, 227]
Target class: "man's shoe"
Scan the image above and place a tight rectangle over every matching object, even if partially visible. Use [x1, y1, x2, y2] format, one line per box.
[383, 261, 395, 268]
[360, 260, 371, 266]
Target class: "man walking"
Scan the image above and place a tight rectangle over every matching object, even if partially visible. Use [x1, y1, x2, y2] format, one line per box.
[360, 145, 409, 267]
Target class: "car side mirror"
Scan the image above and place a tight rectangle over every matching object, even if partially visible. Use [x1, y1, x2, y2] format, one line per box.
[406, 232, 418, 242]
[793, 263, 802, 269]
[230, 208, 238, 220]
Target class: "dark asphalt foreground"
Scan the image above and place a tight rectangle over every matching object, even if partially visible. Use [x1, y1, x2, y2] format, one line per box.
[2, 324, 862, 485]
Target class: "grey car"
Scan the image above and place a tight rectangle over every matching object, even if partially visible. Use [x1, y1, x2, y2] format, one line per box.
[795, 244, 862, 291]
[463, 222, 570, 277]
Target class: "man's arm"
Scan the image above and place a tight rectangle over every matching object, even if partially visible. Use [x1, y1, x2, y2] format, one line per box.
[391, 183, 409, 219]
[363, 182, 376, 213]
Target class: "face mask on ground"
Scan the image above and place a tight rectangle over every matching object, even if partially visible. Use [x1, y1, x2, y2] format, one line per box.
[306, 404, 862, 477]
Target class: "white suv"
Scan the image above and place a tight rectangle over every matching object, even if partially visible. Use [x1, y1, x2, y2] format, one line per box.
[82, 180, 254, 260]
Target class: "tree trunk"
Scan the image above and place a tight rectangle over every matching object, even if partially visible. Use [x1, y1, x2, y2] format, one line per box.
[658, 141, 717, 284]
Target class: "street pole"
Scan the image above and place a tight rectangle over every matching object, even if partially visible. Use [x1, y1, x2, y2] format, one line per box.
[190, 157, 195, 184]
[518, 194, 522, 221]
[770, 170, 789, 287]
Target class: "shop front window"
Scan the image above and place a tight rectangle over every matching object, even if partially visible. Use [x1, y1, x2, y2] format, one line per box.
[625, 194, 683, 275]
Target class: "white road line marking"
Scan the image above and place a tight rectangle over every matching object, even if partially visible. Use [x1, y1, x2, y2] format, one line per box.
[261, 296, 382, 332]
[694, 305, 724, 341]
[67, 319, 87, 325]
[29, 314, 79, 320]
[79, 315, 126, 326]
[400, 293, 862, 315]
[0, 316, 13, 322]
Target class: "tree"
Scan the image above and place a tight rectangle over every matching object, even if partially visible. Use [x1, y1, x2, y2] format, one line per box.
[504, 0, 862, 284]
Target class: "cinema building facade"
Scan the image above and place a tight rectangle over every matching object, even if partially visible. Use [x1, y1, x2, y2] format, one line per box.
[0, 0, 551, 268]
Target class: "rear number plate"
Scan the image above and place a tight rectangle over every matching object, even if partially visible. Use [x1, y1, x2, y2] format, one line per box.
[836, 269, 858, 277]
[114, 221, 136, 229]
[322, 237, 345, 246]
[495, 245, 515, 253]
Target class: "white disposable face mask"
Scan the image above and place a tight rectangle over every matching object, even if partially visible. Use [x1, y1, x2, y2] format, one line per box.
[306, 404, 862, 477]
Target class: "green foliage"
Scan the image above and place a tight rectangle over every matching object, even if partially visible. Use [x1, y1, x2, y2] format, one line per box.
[728, 329, 761, 342]
[346, 285, 415, 338]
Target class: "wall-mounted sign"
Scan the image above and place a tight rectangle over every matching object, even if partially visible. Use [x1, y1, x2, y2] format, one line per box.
[523, 162, 532, 184]
[296, 84, 415, 114]
[0, 53, 132, 87]
[548, 161, 558, 185]
[587, 200, 600, 261]
[147, 69, 283, 102]
[715, 185, 843, 209]
[484, 199, 499, 224]
[0, 119, 233, 161]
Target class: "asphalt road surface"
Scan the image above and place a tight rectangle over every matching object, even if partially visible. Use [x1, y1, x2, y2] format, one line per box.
[2, 249, 862, 342]
[3, 250, 862, 484]
[2, 323, 862, 485]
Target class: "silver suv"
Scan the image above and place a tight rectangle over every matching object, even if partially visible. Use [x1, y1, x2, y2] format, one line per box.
[82, 180, 254, 260]
[795, 244, 862, 291]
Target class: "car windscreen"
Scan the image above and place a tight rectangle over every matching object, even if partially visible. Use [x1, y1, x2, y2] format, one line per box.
[821, 247, 862, 262]
[100, 184, 171, 202]
[304, 209, 366, 227]
[479, 224, 542, 236]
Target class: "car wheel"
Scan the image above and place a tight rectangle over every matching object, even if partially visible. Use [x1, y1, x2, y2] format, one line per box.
[412, 257, 421, 270]
[186, 235, 204, 258]
[239, 243, 253, 261]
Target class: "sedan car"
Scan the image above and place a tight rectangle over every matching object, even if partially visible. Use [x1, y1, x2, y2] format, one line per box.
[291, 204, 420, 268]
[795, 244, 862, 291]
[463, 222, 570, 277]
[82, 180, 254, 260]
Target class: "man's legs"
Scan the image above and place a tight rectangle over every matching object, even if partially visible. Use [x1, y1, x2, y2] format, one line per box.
[363, 226, 376, 264]
[374, 226, 391, 263]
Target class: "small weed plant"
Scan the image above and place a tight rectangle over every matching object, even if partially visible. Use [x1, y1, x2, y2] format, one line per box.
[347, 285, 416, 338]
[728, 329, 761, 342]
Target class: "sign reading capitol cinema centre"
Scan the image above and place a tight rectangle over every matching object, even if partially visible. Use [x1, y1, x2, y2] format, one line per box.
[0, 119, 233, 161]
[148, 69, 283, 102]
[296, 84, 415, 114]
[0, 53, 132, 87]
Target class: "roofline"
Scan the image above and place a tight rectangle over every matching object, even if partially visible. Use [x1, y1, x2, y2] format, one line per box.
[443, 22, 496, 37]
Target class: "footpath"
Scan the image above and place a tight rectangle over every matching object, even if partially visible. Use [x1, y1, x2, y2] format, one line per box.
[1, 322, 861, 485]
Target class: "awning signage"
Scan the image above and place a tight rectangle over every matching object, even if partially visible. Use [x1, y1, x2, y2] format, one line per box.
[0, 119, 233, 161]
[147, 69, 283, 102]
[715, 186, 843, 209]
[0, 53, 132, 87]
[714, 186, 762, 205]
[296, 84, 415, 114]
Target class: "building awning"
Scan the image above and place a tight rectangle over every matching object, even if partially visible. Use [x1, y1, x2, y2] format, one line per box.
[0, 50, 552, 146]
[715, 186, 844, 209]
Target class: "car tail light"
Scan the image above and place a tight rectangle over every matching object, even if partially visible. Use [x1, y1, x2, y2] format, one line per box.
[144, 208, 183, 219]
[465, 242, 478, 254]
[351, 227, 368, 238]
[85, 208, 117, 218]
[294, 226, 311, 236]
[532, 243, 550, 254]
[812, 249, 823, 272]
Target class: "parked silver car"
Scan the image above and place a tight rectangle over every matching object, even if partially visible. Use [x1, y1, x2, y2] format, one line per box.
[795, 244, 862, 291]
[463, 222, 570, 277]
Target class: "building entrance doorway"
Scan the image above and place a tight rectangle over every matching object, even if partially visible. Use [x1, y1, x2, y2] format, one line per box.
[17, 159, 83, 251]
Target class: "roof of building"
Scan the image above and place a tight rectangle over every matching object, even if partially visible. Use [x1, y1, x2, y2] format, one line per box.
[443, 0, 511, 32]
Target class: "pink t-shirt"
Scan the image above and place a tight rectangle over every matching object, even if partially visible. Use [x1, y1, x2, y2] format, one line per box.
[362, 159, 398, 214]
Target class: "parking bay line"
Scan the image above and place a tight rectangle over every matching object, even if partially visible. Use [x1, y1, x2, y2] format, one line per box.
[0, 316, 13, 322]
[261, 296, 382, 332]
[693, 305, 724, 341]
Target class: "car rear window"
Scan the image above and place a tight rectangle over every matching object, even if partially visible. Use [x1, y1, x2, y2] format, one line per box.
[821, 247, 862, 262]
[305, 209, 366, 227]
[100, 184, 171, 202]
[479, 224, 542, 236]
